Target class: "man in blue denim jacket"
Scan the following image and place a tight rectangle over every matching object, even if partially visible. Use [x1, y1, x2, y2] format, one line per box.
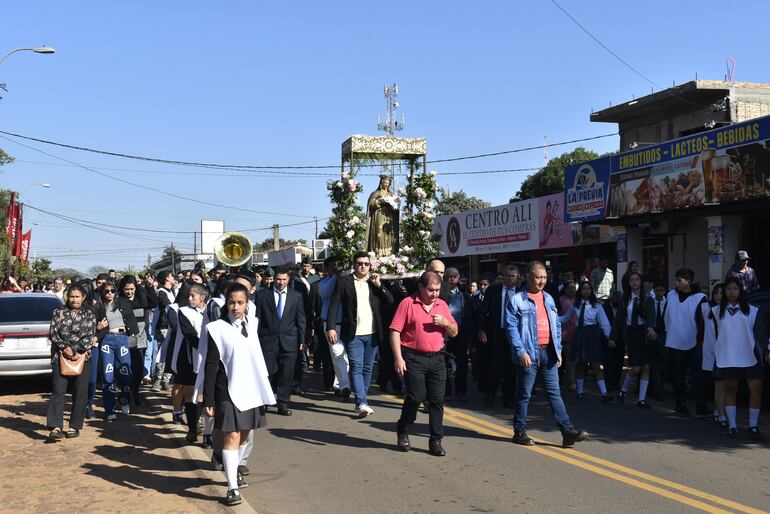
[506, 261, 589, 448]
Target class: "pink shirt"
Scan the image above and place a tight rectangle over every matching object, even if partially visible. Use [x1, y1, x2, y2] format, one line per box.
[528, 291, 552, 347]
[390, 294, 456, 353]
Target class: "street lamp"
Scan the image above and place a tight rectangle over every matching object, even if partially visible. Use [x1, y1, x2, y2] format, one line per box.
[0, 46, 56, 66]
[21, 182, 52, 195]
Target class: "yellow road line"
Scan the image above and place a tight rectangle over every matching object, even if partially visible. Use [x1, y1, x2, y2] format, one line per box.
[383, 393, 766, 514]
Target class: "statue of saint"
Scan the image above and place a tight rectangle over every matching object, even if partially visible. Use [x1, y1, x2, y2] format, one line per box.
[365, 175, 399, 256]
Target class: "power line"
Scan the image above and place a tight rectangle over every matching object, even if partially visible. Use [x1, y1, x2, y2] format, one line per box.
[0, 128, 617, 171]
[0, 135, 318, 219]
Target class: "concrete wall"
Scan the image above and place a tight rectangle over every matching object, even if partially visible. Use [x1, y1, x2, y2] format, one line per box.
[666, 216, 709, 291]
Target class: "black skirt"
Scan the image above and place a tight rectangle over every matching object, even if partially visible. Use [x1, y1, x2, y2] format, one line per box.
[214, 399, 267, 432]
[173, 343, 196, 385]
[626, 325, 658, 366]
[571, 324, 604, 364]
[714, 348, 764, 380]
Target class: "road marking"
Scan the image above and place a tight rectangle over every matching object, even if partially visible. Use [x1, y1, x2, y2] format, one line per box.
[382, 393, 766, 514]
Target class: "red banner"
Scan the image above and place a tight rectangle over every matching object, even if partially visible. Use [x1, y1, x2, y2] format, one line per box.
[13, 203, 23, 256]
[5, 193, 19, 253]
[20, 230, 31, 265]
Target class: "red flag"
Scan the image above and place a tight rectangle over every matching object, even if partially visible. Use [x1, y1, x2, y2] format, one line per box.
[5, 192, 17, 245]
[13, 203, 23, 256]
[20, 230, 31, 265]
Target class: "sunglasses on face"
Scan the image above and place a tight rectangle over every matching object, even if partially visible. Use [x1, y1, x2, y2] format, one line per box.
[355, 261, 371, 266]
[103, 289, 116, 294]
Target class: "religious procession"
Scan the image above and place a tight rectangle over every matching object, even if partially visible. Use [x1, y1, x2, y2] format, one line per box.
[2, 3, 770, 513]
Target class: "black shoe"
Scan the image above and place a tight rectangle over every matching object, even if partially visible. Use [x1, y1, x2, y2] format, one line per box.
[600, 394, 613, 404]
[238, 464, 250, 476]
[224, 489, 242, 506]
[727, 428, 739, 439]
[172, 412, 184, 424]
[616, 391, 626, 404]
[237, 473, 248, 489]
[132, 392, 143, 406]
[277, 404, 293, 416]
[341, 387, 351, 401]
[512, 431, 535, 446]
[201, 434, 213, 449]
[429, 439, 446, 457]
[65, 428, 80, 439]
[577, 393, 585, 400]
[695, 404, 712, 418]
[562, 428, 589, 448]
[637, 400, 651, 409]
[46, 428, 64, 442]
[397, 432, 411, 452]
[185, 431, 198, 444]
[675, 403, 690, 416]
[85, 406, 95, 419]
[747, 427, 764, 441]
[292, 386, 305, 396]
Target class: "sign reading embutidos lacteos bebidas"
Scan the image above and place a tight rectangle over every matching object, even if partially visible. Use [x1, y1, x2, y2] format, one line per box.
[565, 115, 770, 222]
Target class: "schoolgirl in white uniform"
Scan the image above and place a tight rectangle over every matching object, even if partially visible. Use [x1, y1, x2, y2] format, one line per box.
[562, 281, 612, 401]
[711, 277, 766, 440]
[202, 283, 275, 506]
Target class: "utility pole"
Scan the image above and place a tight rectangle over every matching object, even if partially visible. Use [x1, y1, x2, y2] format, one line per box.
[314, 217, 318, 239]
[543, 136, 548, 166]
[170, 243, 176, 273]
[272, 224, 280, 251]
[193, 231, 197, 256]
[377, 83, 406, 184]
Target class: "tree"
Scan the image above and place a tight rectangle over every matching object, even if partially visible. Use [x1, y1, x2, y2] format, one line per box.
[510, 147, 606, 201]
[254, 237, 308, 252]
[435, 187, 491, 216]
[88, 265, 110, 277]
[51, 267, 83, 281]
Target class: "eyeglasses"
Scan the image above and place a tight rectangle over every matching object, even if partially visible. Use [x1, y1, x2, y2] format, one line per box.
[103, 289, 116, 294]
[355, 261, 371, 267]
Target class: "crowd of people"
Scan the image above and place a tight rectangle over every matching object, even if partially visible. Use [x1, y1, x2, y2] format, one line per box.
[2, 249, 768, 506]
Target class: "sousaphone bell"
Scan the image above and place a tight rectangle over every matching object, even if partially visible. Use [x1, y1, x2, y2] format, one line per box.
[214, 231, 254, 268]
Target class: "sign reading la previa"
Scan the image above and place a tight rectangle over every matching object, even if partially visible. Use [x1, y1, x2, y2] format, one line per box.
[565, 114, 770, 221]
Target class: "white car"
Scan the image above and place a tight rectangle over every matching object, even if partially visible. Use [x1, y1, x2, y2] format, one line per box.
[0, 293, 63, 376]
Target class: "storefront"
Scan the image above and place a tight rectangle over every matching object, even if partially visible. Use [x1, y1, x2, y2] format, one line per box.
[565, 115, 770, 291]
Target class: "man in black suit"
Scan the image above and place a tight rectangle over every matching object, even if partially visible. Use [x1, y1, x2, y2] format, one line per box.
[478, 265, 521, 407]
[254, 267, 306, 416]
[327, 251, 393, 417]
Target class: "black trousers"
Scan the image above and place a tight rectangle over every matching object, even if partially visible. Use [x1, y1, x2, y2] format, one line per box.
[396, 348, 446, 440]
[668, 346, 706, 407]
[263, 343, 299, 405]
[446, 335, 469, 396]
[47, 357, 92, 430]
[484, 330, 515, 403]
[314, 328, 336, 390]
[603, 337, 626, 391]
[130, 347, 145, 392]
[376, 331, 402, 393]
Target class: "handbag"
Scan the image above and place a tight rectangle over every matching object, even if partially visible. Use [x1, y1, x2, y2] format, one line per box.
[59, 353, 86, 377]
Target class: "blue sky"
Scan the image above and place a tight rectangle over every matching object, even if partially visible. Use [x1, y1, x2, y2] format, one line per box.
[2, 1, 769, 272]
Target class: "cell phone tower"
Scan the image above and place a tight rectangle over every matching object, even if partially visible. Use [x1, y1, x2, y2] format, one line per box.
[376, 84, 405, 182]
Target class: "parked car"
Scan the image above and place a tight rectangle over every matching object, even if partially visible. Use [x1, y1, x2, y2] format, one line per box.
[0, 293, 63, 377]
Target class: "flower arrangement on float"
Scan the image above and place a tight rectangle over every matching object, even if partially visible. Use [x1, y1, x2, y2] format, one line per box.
[327, 167, 441, 275]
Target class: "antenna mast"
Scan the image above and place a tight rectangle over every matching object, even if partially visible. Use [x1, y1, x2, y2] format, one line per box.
[377, 83, 405, 182]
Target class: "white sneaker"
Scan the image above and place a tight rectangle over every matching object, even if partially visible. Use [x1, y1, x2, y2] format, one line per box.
[120, 404, 130, 415]
[356, 404, 374, 418]
[107, 414, 117, 422]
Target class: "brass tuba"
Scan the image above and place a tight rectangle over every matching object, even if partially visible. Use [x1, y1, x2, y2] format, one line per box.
[213, 232, 253, 268]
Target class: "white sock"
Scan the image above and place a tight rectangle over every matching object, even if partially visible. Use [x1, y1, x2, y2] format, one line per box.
[597, 379, 607, 395]
[749, 408, 760, 428]
[725, 406, 737, 429]
[576, 379, 585, 394]
[621, 374, 634, 394]
[713, 409, 719, 418]
[639, 380, 649, 402]
[222, 449, 239, 491]
[172, 409, 181, 415]
[203, 415, 214, 436]
[238, 442, 248, 463]
[718, 415, 726, 422]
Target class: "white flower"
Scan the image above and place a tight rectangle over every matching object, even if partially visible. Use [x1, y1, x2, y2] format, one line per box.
[398, 187, 406, 196]
[396, 264, 406, 274]
[336, 181, 343, 188]
[341, 171, 349, 179]
[430, 169, 438, 177]
[415, 187, 426, 200]
[348, 180, 359, 192]
[346, 230, 355, 238]
[368, 251, 376, 258]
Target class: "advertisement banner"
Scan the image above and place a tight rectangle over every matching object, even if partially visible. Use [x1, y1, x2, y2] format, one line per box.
[564, 157, 611, 222]
[434, 199, 538, 256]
[707, 225, 724, 264]
[5, 193, 17, 246]
[538, 193, 571, 249]
[616, 233, 628, 263]
[20, 230, 31, 265]
[13, 203, 23, 256]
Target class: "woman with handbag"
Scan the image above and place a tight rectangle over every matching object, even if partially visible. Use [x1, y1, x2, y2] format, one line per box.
[95, 282, 140, 421]
[46, 284, 97, 441]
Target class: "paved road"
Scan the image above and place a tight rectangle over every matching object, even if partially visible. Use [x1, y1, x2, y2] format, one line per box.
[241, 372, 769, 514]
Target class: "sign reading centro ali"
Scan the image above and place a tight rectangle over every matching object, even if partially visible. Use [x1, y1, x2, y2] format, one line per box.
[433, 199, 538, 256]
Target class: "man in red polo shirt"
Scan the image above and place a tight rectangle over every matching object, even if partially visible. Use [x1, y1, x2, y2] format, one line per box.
[390, 271, 458, 456]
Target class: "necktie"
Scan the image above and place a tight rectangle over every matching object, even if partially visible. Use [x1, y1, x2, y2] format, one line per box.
[578, 302, 586, 328]
[727, 305, 739, 316]
[631, 297, 640, 326]
[241, 322, 248, 338]
[277, 291, 284, 320]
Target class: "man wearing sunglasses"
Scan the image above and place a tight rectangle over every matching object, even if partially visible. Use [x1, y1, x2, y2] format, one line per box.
[327, 251, 393, 417]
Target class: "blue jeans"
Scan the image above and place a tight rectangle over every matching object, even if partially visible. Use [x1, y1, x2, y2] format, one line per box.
[143, 334, 158, 379]
[514, 345, 573, 432]
[345, 334, 378, 406]
[101, 334, 133, 413]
